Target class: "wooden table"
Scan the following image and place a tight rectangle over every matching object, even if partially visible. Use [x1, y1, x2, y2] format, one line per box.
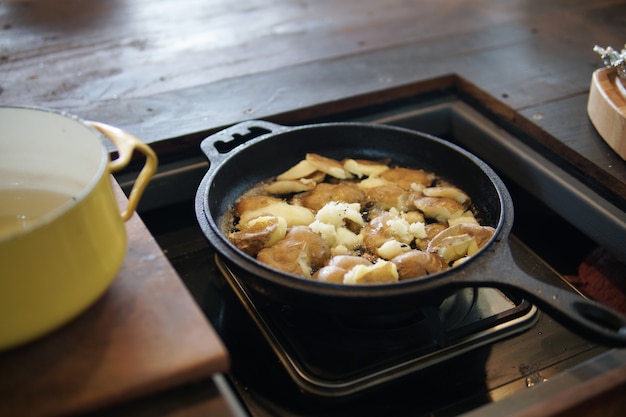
[2, 0, 625, 415]
[1, 0, 624, 202]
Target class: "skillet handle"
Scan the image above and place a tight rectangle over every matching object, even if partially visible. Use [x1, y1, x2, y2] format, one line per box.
[481, 243, 626, 347]
[200, 120, 286, 165]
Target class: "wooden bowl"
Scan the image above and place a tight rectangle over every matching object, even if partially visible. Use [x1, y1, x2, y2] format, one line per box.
[587, 67, 626, 160]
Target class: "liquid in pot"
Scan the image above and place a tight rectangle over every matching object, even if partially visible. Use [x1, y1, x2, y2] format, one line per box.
[0, 188, 72, 236]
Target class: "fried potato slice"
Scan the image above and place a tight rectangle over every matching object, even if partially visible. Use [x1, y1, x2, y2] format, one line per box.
[257, 226, 330, 277]
[380, 167, 434, 190]
[313, 255, 373, 283]
[234, 195, 282, 218]
[306, 153, 354, 179]
[448, 210, 479, 226]
[276, 159, 318, 180]
[343, 158, 390, 178]
[228, 215, 287, 256]
[377, 239, 411, 260]
[423, 186, 470, 204]
[427, 223, 495, 263]
[390, 250, 448, 279]
[239, 201, 315, 227]
[293, 182, 365, 211]
[264, 178, 317, 195]
[343, 259, 399, 284]
[413, 196, 466, 222]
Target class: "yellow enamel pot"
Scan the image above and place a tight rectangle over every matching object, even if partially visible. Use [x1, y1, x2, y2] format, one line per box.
[0, 107, 157, 351]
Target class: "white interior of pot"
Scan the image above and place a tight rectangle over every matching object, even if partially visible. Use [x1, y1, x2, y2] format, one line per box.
[0, 107, 107, 238]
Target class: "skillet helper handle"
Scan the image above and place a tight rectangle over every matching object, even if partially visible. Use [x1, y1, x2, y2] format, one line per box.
[87, 121, 158, 221]
[491, 245, 626, 347]
[201, 120, 285, 163]
[526, 279, 626, 346]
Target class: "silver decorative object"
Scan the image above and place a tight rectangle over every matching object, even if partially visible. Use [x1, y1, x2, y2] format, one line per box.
[593, 44, 626, 80]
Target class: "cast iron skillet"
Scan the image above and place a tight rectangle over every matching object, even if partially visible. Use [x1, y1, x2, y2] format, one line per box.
[195, 120, 626, 346]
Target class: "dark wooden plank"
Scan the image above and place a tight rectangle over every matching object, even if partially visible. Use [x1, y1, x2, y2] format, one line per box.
[1, 0, 528, 109]
[18, 25, 588, 143]
[518, 94, 626, 202]
[1, 0, 623, 144]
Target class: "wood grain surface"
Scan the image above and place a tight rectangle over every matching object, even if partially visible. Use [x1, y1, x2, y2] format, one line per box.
[1, 0, 624, 201]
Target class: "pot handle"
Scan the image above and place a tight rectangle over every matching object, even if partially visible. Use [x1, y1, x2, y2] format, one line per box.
[87, 121, 158, 221]
[466, 242, 626, 346]
[200, 120, 286, 164]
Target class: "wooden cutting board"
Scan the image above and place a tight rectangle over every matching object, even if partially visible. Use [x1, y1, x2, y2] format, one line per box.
[588, 67, 626, 160]
[0, 180, 229, 417]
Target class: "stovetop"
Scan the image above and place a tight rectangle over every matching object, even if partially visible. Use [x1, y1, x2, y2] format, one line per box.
[215, 255, 538, 398]
[180, 233, 596, 417]
[138, 88, 625, 416]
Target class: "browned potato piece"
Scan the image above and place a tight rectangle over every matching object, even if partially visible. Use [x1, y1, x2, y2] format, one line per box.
[264, 178, 317, 195]
[427, 223, 495, 252]
[427, 223, 495, 263]
[362, 211, 397, 254]
[391, 250, 448, 279]
[343, 158, 390, 178]
[306, 153, 353, 179]
[312, 265, 346, 283]
[423, 186, 470, 204]
[330, 254, 374, 269]
[276, 159, 318, 180]
[228, 216, 286, 256]
[236, 195, 315, 226]
[363, 184, 419, 211]
[313, 255, 373, 283]
[257, 239, 311, 277]
[343, 260, 399, 284]
[234, 195, 283, 218]
[227, 153, 488, 283]
[257, 226, 331, 277]
[415, 222, 448, 251]
[293, 182, 365, 211]
[413, 196, 466, 222]
[380, 167, 434, 190]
